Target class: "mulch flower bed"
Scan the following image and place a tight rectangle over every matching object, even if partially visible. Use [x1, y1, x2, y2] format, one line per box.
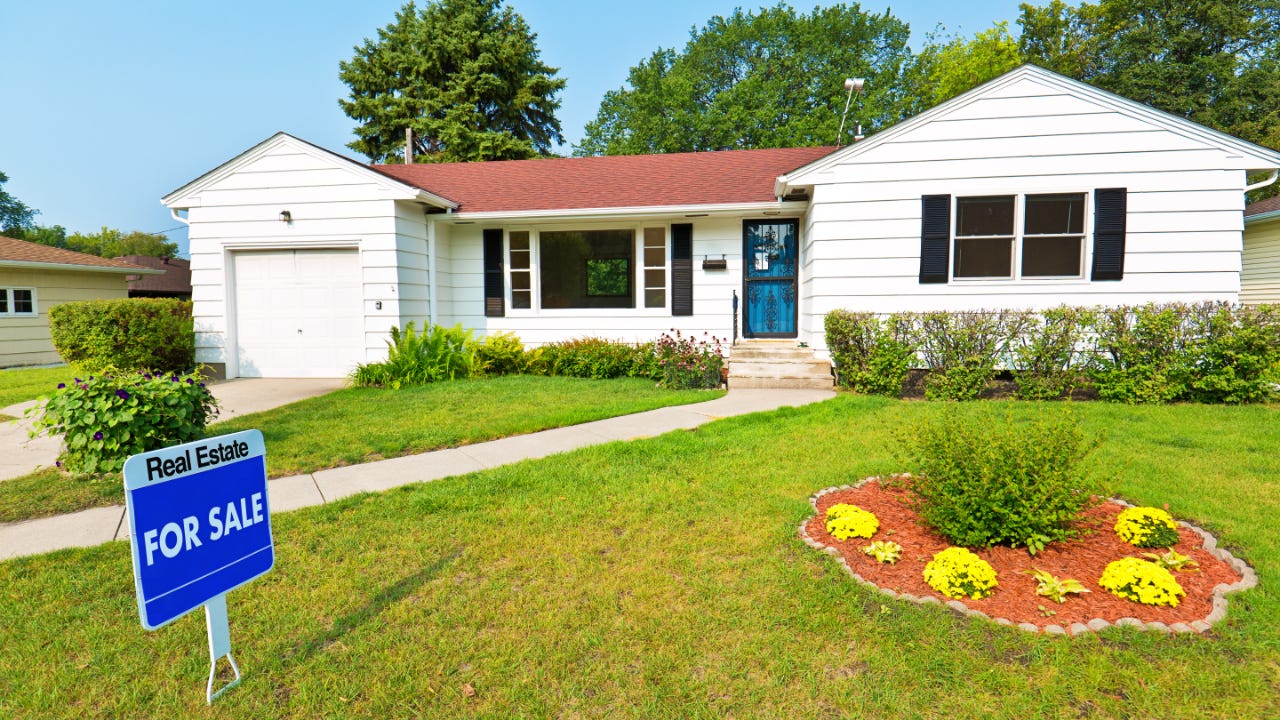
[801, 477, 1256, 633]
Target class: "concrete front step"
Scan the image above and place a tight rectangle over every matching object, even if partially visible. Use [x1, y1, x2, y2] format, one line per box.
[728, 341, 833, 389]
[728, 375, 834, 390]
[730, 361, 831, 378]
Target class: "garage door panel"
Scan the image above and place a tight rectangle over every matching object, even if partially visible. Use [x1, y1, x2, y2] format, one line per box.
[232, 250, 364, 377]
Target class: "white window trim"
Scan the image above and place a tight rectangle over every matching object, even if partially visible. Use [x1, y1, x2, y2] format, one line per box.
[507, 223, 674, 316]
[0, 287, 38, 317]
[950, 192, 1090, 283]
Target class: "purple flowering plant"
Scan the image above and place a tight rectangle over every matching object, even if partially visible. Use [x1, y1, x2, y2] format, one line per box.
[653, 330, 724, 390]
[26, 369, 219, 477]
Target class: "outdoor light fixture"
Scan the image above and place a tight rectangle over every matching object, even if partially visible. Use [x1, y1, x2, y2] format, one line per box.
[279, 210, 292, 224]
[837, 77, 868, 147]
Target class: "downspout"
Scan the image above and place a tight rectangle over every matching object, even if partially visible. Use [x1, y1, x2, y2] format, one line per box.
[170, 208, 190, 225]
[1245, 170, 1279, 194]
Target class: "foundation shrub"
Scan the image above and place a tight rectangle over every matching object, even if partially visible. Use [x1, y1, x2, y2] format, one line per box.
[895, 407, 1107, 553]
[475, 332, 527, 376]
[28, 370, 218, 476]
[1010, 306, 1093, 400]
[48, 298, 194, 374]
[917, 310, 1011, 401]
[654, 330, 723, 389]
[352, 322, 478, 388]
[1185, 303, 1280, 403]
[526, 338, 655, 380]
[824, 310, 917, 396]
[1089, 304, 1195, 403]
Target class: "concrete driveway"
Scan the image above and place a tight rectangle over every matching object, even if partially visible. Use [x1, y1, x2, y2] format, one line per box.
[0, 377, 347, 481]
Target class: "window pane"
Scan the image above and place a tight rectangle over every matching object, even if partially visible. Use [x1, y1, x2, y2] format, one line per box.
[512, 290, 531, 309]
[645, 289, 665, 308]
[957, 196, 1014, 236]
[644, 246, 664, 266]
[510, 231, 529, 251]
[1025, 194, 1084, 235]
[540, 230, 635, 309]
[1022, 236, 1082, 277]
[644, 269, 665, 288]
[510, 250, 529, 271]
[0, 290, 8, 313]
[955, 237, 1012, 277]
[13, 289, 33, 313]
[643, 227, 665, 248]
[511, 272, 530, 291]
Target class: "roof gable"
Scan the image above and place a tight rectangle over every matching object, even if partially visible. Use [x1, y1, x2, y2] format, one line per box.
[372, 146, 836, 215]
[161, 132, 456, 210]
[780, 64, 1280, 190]
[0, 236, 158, 273]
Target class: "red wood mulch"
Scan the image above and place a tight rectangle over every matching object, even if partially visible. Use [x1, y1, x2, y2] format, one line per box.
[802, 478, 1247, 630]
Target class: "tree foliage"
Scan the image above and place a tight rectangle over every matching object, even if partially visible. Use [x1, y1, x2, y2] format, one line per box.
[903, 22, 1023, 113]
[339, 0, 566, 163]
[575, 3, 913, 156]
[8, 225, 177, 258]
[0, 171, 38, 234]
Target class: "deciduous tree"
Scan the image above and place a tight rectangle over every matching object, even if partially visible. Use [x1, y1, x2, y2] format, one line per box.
[0, 171, 38, 234]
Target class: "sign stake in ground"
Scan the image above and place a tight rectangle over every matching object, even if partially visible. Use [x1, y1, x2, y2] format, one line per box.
[123, 429, 273, 705]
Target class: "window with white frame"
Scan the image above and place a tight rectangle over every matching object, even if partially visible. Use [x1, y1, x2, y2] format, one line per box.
[0, 287, 36, 316]
[953, 193, 1086, 279]
[508, 230, 533, 310]
[642, 227, 667, 308]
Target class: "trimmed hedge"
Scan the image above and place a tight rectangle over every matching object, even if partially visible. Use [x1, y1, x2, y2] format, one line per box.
[825, 303, 1280, 404]
[48, 298, 195, 374]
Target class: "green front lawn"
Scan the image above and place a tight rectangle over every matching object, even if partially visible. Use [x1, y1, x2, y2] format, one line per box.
[0, 376, 722, 522]
[0, 365, 74, 409]
[2, 397, 1277, 718]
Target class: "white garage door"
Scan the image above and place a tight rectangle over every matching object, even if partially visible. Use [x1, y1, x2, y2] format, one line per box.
[232, 250, 364, 377]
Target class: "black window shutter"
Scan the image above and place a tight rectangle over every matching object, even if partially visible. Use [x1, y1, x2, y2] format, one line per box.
[919, 194, 951, 283]
[671, 223, 693, 316]
[1091, 188, 1127, 281]
[482, 229, 504, 317]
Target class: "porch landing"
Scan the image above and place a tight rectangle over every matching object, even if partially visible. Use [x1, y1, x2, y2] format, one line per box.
[727, 340, 833, 390]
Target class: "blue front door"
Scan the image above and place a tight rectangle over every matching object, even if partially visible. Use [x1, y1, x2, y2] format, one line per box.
[743, 219, 798, 338]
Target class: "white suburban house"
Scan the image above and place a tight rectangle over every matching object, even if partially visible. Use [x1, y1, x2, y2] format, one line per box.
[163, 65, 1280, 379]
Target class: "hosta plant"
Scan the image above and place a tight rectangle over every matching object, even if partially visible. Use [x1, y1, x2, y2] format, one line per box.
[1114, 506, 1181, 548]
[1098, 557, 1186, 607]
[1025, 568, 1090, 604]
[1142, 549, 1200, 572]
[825, 504, 879, 541]
[863, 540, 903, 564]
[923, 547, 998, 600]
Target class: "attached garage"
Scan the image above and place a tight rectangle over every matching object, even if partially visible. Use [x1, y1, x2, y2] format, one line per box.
[231, 249, 364, 377]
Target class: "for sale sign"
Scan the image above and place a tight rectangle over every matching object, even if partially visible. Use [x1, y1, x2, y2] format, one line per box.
[123, 430, 274, 630]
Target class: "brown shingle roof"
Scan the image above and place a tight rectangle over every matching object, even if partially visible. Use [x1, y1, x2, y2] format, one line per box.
[0, 235, 153, 272]
[113, 255, 192, 295]
[1246, 195, 1280, 217]
[372, 146, 837, 214]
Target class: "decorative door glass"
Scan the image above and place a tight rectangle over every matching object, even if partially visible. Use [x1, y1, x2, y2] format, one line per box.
[743, 219, 798, 337]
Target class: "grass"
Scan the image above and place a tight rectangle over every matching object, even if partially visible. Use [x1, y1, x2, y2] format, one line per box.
[0, 365, 74, 409]
[0, 375, 721, 523]
[2, 397, 1277, 718]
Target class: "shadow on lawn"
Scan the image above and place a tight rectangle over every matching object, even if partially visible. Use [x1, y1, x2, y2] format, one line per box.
[285, 546, 463, 665]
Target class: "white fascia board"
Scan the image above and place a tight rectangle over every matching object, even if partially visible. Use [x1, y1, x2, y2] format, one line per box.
[776, 64, 1280, 196]
[0, 261, 164, 275]
[440, 201, 810, 224]
[1245, 209, 1280, 225]
[160, 132, 457, 211]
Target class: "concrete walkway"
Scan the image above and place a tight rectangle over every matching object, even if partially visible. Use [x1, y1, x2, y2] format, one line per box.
[0, 377, 348, 481]
[0, 388, 834, 560]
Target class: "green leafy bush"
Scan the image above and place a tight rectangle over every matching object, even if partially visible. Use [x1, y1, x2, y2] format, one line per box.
[353, 322, 478, 388]
[1010, 306, 1093, 400]
[824, 310, 917, 396]
[895, 407, 1108, 553]
[27, 371, 218, 476]
[1186, 303, 1280, 403]
[1098, 557, 1185, 607]
[475, 332, 527, 376]
[1089, 304, 1195, 403]
[917, 311, 1011, 401]
[526, 338, 655, 380]
[923, 547, 998, 599]
[655, 330, 723, 389]
[48, 298, 194, 373]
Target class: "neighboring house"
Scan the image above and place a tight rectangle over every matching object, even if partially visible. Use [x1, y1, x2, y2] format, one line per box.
[1243, 195, 1280, 305]
[114, 255, 193, 299]
[0, 236, 156, 368]
[162, 65, 1280, 379]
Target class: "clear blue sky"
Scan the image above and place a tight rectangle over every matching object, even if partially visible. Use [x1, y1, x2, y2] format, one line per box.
[0, 1, 1022, 256]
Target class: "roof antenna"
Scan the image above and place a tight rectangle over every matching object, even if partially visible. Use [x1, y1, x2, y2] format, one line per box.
[836, 77, 866, 148]
[405, 128, 414, 164]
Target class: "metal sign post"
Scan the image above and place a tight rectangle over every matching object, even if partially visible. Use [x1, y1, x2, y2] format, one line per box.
[123, 429, 273, 705]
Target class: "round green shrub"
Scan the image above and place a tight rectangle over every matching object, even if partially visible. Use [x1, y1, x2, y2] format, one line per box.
[48, 298, 194, 373]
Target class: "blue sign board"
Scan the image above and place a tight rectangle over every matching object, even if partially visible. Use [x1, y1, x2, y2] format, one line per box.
[124, 430, 274, 630]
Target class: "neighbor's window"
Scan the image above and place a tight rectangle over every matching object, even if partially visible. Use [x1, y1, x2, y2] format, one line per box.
[540, 229, 634, 309]
[642, 227, 666, 308]
[508, 231, 532, 310]
[953, 193, 1086, 279]
[0, 288, 36, 316]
